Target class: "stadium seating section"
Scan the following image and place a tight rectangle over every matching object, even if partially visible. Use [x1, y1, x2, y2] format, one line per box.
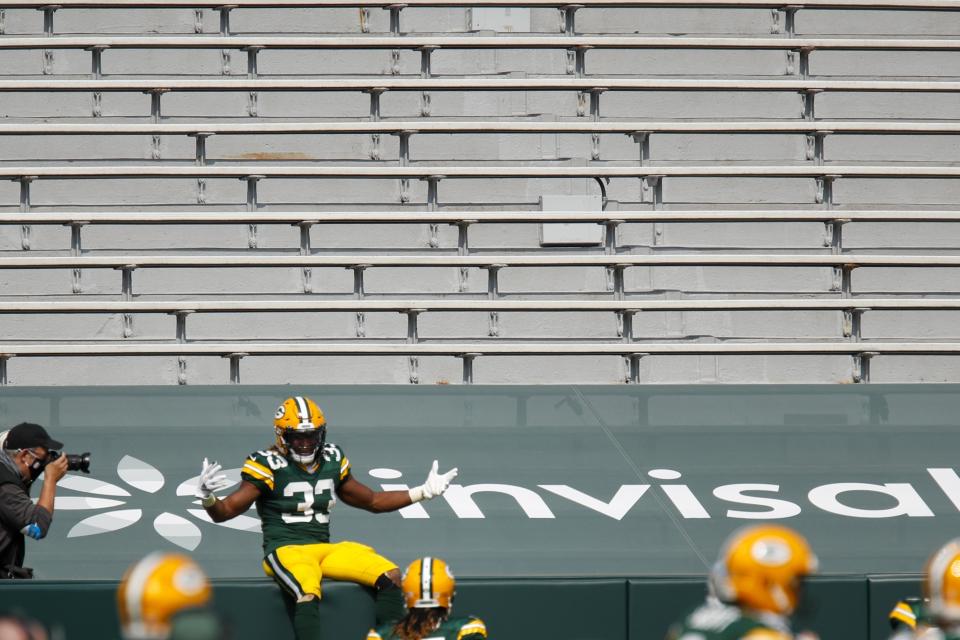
[2, 0, 960, 384]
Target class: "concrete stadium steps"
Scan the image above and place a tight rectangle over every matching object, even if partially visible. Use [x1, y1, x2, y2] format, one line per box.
[0, 345, 950, 385]
[0, 353, 857, 384]
[3, 5, 960, 36]
[4, 175, 960, 207]
[8, 89, 960, 120]
[0, 306, 869, 341]
[4, 46, 960, 79]
[2, 130, 960, 163]
[2, 1, 960, 382]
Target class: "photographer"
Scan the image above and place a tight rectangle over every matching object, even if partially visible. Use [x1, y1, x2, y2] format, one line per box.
[0, 423, 68, 579]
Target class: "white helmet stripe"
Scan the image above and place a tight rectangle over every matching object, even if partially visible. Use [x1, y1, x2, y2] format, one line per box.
[124, 551, 166, 626]
[421, 557, 433, 603]
[294, 396, 309, 423]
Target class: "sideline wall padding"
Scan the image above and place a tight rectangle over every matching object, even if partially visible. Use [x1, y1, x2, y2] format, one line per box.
[628, 578, 705, 639]
[0, 580, 374, 640]
[629, 576, 870, 640]
[798, 577, 869, 640]
[215, 580, 376, 640]
[868, 576, 923, 640]
[0, 576, 919, 640]
[456, 578, 628, 640]
[0, 580, 120, 639]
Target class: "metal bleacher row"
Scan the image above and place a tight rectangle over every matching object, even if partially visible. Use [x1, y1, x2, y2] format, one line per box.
[2, 0, 960, 384]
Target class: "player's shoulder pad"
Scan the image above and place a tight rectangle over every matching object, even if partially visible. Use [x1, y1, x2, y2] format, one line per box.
[455, 616, 487, 639]
[322, 443, 350, 479]
[246, 448, 277, 465]
[889, 599, 920, 629]
[242, 450, 280, 489]
[740, 629, 791, 640]
[321, 442, 344, 462]
[247, 445, 286, 469]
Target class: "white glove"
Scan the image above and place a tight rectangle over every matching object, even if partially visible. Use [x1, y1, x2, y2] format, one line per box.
[195, 458, 231, 506]
[409, 460, 458, 503]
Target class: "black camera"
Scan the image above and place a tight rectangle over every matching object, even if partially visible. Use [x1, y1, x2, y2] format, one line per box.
[47, 450, 91, 474]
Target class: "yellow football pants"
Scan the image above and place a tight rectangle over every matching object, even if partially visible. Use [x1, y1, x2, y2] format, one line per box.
[262, 541, 397, 600]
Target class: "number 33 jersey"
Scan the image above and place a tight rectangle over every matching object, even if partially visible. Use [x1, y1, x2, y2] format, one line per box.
[241, 443, 351, 556]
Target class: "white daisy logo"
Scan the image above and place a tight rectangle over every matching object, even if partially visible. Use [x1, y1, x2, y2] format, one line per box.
[55, 455, 260, 551]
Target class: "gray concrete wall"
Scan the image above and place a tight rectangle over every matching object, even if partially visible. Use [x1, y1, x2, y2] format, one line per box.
[1, 5, 959, 384]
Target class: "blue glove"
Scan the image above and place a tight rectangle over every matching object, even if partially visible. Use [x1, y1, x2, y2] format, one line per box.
[20, 523, 43, 540]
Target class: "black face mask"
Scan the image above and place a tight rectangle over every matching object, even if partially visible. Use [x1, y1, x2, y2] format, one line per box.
[21, 452, 47, 484]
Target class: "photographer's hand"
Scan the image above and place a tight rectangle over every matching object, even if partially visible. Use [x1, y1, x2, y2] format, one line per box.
[45, 454, 68, 484]
[36, 454, 68, 519]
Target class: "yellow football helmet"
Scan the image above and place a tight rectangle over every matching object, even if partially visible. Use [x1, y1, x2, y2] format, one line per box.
[889, 597, 928, 631]
[274, 396, 326, 464]
[117, 552, 212, 640]
[711, 525, 818, 616]
[402, 557, 456, 610]
[925, 539, 960, 624]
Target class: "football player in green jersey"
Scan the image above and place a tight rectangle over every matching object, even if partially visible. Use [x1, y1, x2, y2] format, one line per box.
[888, 597, 931, 640]
[367, 557, 487, 640]
[923, 539, 960, 640]
[666, 525, 819, 640]
[196, 396, 458, 640]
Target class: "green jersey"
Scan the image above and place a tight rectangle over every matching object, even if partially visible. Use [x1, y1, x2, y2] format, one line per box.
[667, 600, 793, 640]
[367, 616, 487, 640]
[240, 443, 351, 556]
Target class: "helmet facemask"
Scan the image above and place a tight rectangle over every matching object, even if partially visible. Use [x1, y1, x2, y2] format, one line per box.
[273, 396, 327, 464]
[280, 425, 326, 465]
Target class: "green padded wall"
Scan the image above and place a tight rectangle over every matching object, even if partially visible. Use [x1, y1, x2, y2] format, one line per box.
[868, 576, 924, 640]
[628, 578, 705, 639]
[0, 576, 925, 639]
[455, 578, 628, 639]
[1, 385, 958, 580]
[0, 384, 956, 638]
[0, 579, 373, 640]
[797, 577, 869, 640]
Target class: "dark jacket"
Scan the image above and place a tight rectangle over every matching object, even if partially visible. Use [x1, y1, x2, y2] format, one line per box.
[0, 451, 51, 573]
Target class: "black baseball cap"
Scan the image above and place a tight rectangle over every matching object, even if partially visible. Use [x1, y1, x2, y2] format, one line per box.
[6, 423, 63, 451]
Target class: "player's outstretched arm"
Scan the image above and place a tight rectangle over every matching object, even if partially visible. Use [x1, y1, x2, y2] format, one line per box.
[337, 459, 457, 513]
[195, 458, 261, 522]
[337, 475, 413, 513]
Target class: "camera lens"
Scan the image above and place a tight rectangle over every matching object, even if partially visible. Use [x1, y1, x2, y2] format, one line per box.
[65, 453, 91, 474]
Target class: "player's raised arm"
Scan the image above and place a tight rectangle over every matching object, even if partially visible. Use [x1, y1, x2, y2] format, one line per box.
[195, 457, 261, 522]
[337, 459, 458, 513]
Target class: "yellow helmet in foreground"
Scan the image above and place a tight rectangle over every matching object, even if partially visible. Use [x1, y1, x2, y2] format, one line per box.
[117, 552, 212, 640]
[402, 557, 456, 610]
[925, 538, 960, 624]
[711, 525, 818, 616]
[273, 396, 326, 464]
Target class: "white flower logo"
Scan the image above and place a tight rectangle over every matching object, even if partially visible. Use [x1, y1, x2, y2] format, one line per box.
[55, 455, 260, 551]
